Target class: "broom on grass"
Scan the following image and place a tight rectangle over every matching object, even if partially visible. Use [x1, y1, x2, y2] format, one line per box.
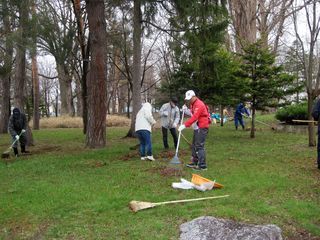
[1, 132, 23, 159]
[129, 195, 230, 212]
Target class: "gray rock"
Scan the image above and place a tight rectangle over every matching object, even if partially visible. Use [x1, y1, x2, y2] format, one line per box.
[180, 216, 282, 240]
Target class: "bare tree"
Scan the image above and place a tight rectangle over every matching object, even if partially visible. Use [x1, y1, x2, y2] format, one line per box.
[71, 0, 89, 132]
[293, 0, 320, 146]
[228, 0, 257, 52]
[13, 0, 34, 145]
[37, 0, 76, 116]
[85, 0, 107, 148]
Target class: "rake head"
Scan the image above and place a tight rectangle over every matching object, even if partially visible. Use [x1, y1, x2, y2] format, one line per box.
[170, 154, 181, 164]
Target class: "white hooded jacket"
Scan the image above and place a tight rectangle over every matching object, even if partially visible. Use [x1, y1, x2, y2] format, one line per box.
[135, 102, 156, 132]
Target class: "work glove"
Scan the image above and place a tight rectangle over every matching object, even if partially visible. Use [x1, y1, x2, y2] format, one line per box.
[178, 124, 186, 132]
[172, 123, 177, 128]
[182, 104, 188, 111]
[21, 129, 26, 133]
[15, 135, 20, 140]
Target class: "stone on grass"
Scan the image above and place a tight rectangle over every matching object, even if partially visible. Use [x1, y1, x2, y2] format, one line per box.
[180, 216, 282, 240]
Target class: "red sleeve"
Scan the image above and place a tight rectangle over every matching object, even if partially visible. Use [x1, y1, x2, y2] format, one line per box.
[184, 103, 205, 127]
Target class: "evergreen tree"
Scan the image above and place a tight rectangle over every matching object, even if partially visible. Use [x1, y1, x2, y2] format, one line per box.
[238, 40, 297, 138]
[162, 0, 229, 102]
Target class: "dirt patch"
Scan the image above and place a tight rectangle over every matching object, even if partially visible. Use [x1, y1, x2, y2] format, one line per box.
[31, 221, 50, 240]
[30, 145, 62, 154]
[120, 148, 190, 161]
[148, 166, 184, 177]
[120, 151, 140, 161]
[159, 167, 184, 177]
[71, 159, 107, 169]
[156, 149, 190, 160]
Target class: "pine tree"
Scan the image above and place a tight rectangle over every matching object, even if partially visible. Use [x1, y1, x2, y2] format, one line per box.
[238, 40, 297, 138]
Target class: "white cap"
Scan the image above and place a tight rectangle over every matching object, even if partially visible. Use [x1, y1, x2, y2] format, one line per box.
[185, 90, 195, 100]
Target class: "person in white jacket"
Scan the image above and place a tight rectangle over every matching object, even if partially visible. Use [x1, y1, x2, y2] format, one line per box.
[159, 97, 180, 150]
[135, 102, 157, 161]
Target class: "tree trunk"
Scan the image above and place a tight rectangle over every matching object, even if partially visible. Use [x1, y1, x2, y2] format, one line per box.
[75, 77, 83, 117]
[229, 0, 257, 52]
[127, 0, 142, 137]
[14, 0, 34, 146]
[32, 55, 40, 129]
[85, 0, 107, 148]
[0, 0, 12, 133]
[14, 44, 26, 110]
[72, 0, 89, 133]
[250, 107, 255, 138]
[56, 64, 75, 116]
[31, 0, 40, 130]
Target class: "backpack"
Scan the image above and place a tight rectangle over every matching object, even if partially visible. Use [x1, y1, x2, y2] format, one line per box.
[312, 99, 320, 121]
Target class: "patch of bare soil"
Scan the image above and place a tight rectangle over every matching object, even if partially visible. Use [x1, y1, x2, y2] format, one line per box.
[29, 145, 62, 154]
[121, 148, 189, 162]
[120, 151, 140, 161]
[148, 166, 184, 177]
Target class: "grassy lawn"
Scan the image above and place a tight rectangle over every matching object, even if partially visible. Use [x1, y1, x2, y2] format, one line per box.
[0, 116, 320, 239]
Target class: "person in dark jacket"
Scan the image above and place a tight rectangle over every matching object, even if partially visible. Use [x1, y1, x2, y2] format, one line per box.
[234, 102, 250, 130]
[312, 98, 320, 169]
[8, 108, 28, 156]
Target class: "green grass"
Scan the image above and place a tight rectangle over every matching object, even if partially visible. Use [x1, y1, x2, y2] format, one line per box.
[0, 116, 320, 239]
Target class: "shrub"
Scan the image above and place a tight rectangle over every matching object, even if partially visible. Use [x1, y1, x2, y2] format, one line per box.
[275, 102, 308, 123]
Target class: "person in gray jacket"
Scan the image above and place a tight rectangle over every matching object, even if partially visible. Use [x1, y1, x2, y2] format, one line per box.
[159, 97, 180, 150]
[8, 107, 28, 157]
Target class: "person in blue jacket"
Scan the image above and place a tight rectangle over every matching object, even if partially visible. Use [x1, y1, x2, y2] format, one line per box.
[234, 102, 250, 130]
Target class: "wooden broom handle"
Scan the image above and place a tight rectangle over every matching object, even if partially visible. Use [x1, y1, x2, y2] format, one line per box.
[154, 195, 230, 206]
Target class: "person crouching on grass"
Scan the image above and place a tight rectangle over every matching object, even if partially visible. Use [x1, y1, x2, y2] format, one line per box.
[135, 102, 156, 161]
[178, 90, 210, 171]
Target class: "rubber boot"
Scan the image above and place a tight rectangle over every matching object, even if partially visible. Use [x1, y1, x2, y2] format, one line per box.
[13, 147, 18, 157]
[21, 145, 29, 154]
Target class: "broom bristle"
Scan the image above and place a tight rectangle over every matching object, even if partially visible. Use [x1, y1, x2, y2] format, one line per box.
[129, 201, 155, 212]
[1, 152, 10, 159]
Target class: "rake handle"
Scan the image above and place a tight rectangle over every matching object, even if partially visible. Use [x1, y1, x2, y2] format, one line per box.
[180, 132, 192, 146]
[153, 195, 230, 206]
[174, 110, 185, 156]
[241, 113, 274, 128]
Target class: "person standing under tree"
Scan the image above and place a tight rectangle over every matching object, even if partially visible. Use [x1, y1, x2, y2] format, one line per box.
[234, 102, 250, 130]
[159, 97, 180, 150]
[178, 90, 210, 171]
[8, 108, 28, 157]
[135, 102, 157, 161]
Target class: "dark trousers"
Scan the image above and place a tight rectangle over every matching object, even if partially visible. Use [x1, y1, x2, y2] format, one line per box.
[135, 130, 152, 157]
[162, 126, 178, 149]
[191, 128, 209, 167]
[234, 115, 245, 129]
[11, 132, 27, 148]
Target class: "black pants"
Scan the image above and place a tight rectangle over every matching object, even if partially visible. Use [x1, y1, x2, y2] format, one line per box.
[162, 126, 178, 149]
[191, 128, 209, 167]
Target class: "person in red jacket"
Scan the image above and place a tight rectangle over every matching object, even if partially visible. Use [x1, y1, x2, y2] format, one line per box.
[178, 90, 210, 170]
